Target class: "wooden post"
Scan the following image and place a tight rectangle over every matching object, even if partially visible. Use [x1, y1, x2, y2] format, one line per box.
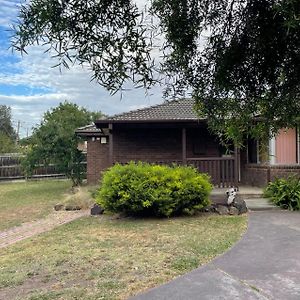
[109, 123, 113, 166]
[234, 145, 239, 188]
[182, 128, 187, 165]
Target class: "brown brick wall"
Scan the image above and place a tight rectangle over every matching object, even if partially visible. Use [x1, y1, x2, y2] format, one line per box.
[186, 128, 220, 158]
[269, 165, 300, 181]
[241, 164, 300, 187]
[113, 128, 183, 163]
[86, 127, 222, 185]
[86, 138, 109, 184]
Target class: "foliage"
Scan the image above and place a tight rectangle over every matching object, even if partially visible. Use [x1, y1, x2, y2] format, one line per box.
[23, 101, 104, 186]
[0, 105, 17, 153]
[264, 177, 300, 211]
[12, 0, 300, 143]
[96, 162, 212, 217]
[11, 0, 155, 93]
[153, 0, 300, 143]
[0, 132, 17, 154]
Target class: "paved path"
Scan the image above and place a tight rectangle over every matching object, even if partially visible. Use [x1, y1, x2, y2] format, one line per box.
[132, 211, 300, 300]
[0, 210, 89, 249]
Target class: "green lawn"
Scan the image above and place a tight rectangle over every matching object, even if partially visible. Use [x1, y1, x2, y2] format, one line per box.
[0, 214, 247, 300]
[0, 180, 72, 230]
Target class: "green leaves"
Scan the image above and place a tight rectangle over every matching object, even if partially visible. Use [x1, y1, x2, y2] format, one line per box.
[0, 106, 18, 154]
[11, 0, 300, 142]
[96, 162, 212, 217]
[155, 0, 300, 142]
[12, 0, 156, 93]
[23, 101, 102, 186]
[264, 176, 300, 211]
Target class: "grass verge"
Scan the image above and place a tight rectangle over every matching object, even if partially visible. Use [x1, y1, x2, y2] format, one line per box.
[0, 213, 247, 299]
[0, 180, 72, 231]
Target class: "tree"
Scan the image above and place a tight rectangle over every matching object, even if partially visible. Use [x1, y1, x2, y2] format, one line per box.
[12, 0, 300, 142]
[0, 133, 17, 154]
[23, 101, 104, 186]
[0, 106, 17, 153]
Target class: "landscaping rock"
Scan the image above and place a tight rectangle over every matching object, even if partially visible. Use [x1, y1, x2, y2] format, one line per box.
[54, 204, 65, 211]
[228, 206, 239, 215]
[203, 205, 215, 213]
[65, 205, 81, 211]
[233, 197, 248, 214]
[91, 204, 104, 215]
[215, 205, 229, 215]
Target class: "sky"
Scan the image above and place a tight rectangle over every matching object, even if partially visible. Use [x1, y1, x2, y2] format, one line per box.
[0, 0, 164, 137]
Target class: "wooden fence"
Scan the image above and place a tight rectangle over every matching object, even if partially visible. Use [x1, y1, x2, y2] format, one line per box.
[187, 157, 237, 188]
[0, 154, 86, 181]
[146, 158, 237, 187]
[118, 157, 237, 188]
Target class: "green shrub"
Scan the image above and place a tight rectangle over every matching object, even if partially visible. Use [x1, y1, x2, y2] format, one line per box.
[96, 162, 212, 217]
[264, 176, 300, 210]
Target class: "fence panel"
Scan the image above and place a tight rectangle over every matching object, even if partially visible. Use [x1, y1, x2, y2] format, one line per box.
[187, 157, 236, 187]
[0, 154, 87, 181]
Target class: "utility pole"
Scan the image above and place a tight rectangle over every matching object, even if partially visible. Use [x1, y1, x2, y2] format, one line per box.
[16, 121, 20, 145]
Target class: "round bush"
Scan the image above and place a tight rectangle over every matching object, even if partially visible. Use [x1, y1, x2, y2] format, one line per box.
[96, 162, 212, 217]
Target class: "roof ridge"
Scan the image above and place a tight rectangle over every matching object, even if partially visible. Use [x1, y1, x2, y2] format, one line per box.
[76, 123, 95, 130]
[108, 98, 191, 120]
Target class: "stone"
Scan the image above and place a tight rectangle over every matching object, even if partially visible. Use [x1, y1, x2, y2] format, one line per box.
[54, 204, 65, 211]
[205, 205, 216, 213]
[215, 205, 229, 215]
[233, 196, 248, 214]
[91, 204, 104, 215]
[65, 205, 81, 211]
[228, 206, 239, 215]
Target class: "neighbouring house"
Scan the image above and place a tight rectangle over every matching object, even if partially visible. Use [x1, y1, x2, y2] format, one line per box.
[76, 99, 300, 187]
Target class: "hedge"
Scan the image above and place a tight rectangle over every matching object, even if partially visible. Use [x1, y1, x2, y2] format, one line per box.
[96, 162, 212, 217]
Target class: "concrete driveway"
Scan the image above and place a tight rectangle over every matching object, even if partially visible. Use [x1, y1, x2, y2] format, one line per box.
[132, 211, 300, 300]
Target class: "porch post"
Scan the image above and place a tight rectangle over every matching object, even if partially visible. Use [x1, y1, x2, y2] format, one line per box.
[269, 136, 276, 165]
[182, 128, 187, 165]
[234, 145, 239, 188]
[108, 123, 113, 166]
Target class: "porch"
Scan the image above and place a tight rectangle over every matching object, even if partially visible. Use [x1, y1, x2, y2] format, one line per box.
[105, 124, 240, 188]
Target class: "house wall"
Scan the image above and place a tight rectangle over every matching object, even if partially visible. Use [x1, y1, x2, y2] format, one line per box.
[241, 164, 300, 187]
[275, 128, 297, 164]
[113, 128, 182, 163]
[186, 128, 221, 158]
[86, 138, 109, 184]
[241, 127, 300, 187]
[86, 126, 222, 184]
[113, 127, 222, 163]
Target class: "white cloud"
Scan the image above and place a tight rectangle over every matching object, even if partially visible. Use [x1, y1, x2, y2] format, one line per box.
[0, 0, 21, 28]
[0, 45, 164, 137]
[0, 0, 166, 137]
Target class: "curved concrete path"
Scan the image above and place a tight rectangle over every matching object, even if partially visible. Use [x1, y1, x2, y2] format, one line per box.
[132, 211, 300, 300]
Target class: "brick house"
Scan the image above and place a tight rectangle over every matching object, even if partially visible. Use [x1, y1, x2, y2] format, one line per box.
[76, 99, 300, 187]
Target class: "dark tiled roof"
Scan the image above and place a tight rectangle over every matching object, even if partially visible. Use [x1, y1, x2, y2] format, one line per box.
[107, 99, 202, 121]
[76, 124, 108, 136]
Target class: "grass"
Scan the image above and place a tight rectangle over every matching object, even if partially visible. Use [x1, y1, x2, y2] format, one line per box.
[0, 213, 247, 300]
[0, 180, 72, 231]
